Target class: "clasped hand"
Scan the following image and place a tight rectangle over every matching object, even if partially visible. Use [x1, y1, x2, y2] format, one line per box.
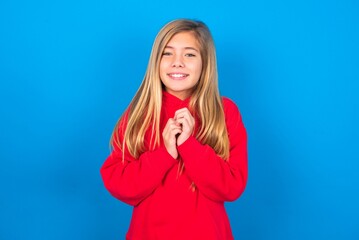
[162, 108, 195, 159]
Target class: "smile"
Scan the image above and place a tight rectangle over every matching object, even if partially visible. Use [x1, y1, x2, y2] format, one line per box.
[167, 73, 189, 79]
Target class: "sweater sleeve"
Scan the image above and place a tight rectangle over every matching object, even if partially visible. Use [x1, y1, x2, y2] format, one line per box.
[177, 98, 248, 202]
[100, 115, 177, 206]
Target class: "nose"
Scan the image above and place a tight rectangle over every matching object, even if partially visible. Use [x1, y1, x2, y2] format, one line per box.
[172, 55, 184, 68]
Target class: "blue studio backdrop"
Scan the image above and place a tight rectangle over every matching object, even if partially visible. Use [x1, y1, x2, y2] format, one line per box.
[0, 0, 358, 239]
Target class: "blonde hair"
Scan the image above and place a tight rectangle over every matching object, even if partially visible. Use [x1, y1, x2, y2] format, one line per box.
[111, 19, 230, 161]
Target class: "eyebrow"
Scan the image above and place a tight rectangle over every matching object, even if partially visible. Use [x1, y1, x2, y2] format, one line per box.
[165, 46, 200, 52]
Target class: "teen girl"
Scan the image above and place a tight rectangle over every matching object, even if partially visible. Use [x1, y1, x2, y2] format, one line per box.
[101, 19, 248, 240]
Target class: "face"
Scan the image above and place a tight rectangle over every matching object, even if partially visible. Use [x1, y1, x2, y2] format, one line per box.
[160, 31, 203, 100]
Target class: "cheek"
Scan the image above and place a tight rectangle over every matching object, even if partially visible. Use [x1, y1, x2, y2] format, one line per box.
[193, 62, 203, 77]
[198, 63, 203, 74]
[160, 58, 171, 72]
[159, 60, 166, 76]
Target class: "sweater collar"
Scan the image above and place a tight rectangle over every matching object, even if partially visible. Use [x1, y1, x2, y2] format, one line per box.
[162, 90, 191, 109]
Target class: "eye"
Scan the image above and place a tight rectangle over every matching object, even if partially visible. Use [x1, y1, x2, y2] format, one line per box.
[162, 51, 172, 56]
[185, 53, 196, 57]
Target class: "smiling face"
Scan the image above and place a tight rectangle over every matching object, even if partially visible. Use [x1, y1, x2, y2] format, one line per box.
[159, 31, 203, 100]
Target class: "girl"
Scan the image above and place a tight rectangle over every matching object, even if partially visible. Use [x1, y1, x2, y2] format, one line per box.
[100, 19, 248, 240]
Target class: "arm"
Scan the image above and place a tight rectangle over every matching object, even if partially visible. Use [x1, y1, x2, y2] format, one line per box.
[100, 116, 177, 206]
[177, 98, 248, 202]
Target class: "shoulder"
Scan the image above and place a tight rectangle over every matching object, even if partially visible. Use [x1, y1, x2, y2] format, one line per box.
[221, 96, 244, 129]
[222, 96, 237, 109]
[221, 97, 241, 118]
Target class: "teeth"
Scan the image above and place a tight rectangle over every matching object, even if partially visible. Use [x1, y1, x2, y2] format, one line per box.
[170, 73, 187, 78]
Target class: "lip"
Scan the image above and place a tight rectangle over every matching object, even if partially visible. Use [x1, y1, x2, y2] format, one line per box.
[167, 73, 189, 80]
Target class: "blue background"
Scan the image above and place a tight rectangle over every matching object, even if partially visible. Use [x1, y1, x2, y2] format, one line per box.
[1, 0, 358, 239]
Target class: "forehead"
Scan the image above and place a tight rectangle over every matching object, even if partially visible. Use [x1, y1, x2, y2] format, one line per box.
[165, 31, 200, 50]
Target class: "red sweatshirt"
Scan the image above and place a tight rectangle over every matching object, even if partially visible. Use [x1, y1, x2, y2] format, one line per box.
[100, 91, 248, 240]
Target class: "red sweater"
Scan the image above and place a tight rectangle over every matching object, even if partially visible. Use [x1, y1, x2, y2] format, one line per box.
[100, 91, 248, 240]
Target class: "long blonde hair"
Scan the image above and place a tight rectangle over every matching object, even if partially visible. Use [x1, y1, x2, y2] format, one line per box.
[111, 19, 230, 160]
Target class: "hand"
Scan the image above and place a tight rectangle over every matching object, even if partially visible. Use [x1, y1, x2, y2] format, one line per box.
[174, 108, 195, 146]
[162, 118, 182, 159]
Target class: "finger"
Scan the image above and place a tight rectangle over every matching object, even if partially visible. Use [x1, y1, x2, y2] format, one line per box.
[166, 129, 182, 143]
[175, 107, 189, 114]
[166, 118, 176, 125]
[163, 119, 182, 132]
[174, 108, 190, 118]
[175, 118, 192, 133]
[163, 125, 181, 138]
[176, 113, 194, 126]
[175, 112, 193, 124]
[174, 109, 194, 125]
[170, 128, 182, 135]
[163, 118, 177, 131]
